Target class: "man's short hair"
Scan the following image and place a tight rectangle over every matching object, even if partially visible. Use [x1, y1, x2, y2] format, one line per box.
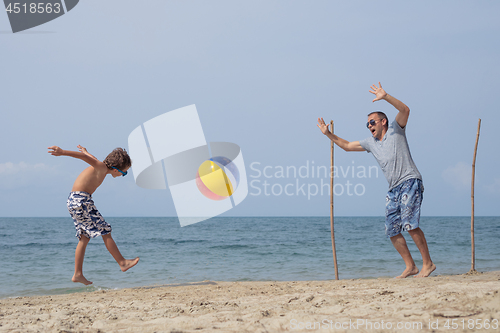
[368, 111, 388, 128]
[103, 148, 132, 170]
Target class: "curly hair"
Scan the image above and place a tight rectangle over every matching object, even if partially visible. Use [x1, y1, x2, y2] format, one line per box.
[103, 148, 132, 170]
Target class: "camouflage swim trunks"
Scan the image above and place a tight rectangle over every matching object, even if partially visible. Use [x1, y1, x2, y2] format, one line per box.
[67, 191, 112, 239]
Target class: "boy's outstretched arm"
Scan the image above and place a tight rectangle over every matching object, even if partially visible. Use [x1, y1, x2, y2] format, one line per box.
[77, 145, 99, 161]
[48, 145, 103, 168]
[317, 118, 365, 152]
[369, 82, 410, 128]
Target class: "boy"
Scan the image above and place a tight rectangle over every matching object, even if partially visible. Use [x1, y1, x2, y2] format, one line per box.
[48, 145, 139, 285]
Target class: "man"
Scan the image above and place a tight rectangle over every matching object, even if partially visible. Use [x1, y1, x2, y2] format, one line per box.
[317, 82, 436, 278]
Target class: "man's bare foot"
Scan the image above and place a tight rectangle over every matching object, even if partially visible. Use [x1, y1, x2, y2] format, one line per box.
[120, 257, 140, 272]
[72, 274, 93, 285]
[396, 266, 419, 278]
[415, 263, 436, 278]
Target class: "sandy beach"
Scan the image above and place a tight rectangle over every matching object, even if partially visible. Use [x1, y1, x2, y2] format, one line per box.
[1, 271, 499, 333]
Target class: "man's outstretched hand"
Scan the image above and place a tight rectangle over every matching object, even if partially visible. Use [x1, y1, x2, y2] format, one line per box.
[369, 82, 387, 102]
[317, 117, 331, 135]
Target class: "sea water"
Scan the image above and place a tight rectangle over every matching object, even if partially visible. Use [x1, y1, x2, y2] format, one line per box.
[0, 216, 499, 299]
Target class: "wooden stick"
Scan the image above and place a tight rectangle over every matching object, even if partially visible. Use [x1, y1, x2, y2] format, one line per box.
[330, 120, 339, 280]
[470, 118, 481, 273]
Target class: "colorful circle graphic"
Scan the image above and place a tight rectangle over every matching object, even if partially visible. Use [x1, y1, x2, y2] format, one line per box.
[195, 156, 240, 201]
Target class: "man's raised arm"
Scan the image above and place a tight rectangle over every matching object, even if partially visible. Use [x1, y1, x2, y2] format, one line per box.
[317, 118, 365, 152]
[369, 82, 410, 128]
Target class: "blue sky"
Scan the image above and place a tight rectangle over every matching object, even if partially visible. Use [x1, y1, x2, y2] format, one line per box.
[1, 0, 499, 217]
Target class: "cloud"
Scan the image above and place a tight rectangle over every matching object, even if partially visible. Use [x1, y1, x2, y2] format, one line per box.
[0, 162, 58, 189]
[442, 162, 471, 190]
[0, 162, 51, 175]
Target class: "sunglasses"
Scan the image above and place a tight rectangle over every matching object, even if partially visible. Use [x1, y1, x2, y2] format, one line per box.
[112, 166, 128, 177]
[366, 119, 380, 128]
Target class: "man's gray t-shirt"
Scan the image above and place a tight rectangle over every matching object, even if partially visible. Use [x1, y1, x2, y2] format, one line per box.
[359, 120, 422, 190]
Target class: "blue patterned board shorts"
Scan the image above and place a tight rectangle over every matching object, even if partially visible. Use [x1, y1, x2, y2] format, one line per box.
[67, 191, 112, 240]
[385, 178, 424, 238]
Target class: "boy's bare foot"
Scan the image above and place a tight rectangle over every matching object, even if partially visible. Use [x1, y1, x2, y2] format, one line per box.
[415, 263, 436, 278]
[396, 266, 419, 278]
[120, 257, 140, 272]
[72, 274, 93, 285]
